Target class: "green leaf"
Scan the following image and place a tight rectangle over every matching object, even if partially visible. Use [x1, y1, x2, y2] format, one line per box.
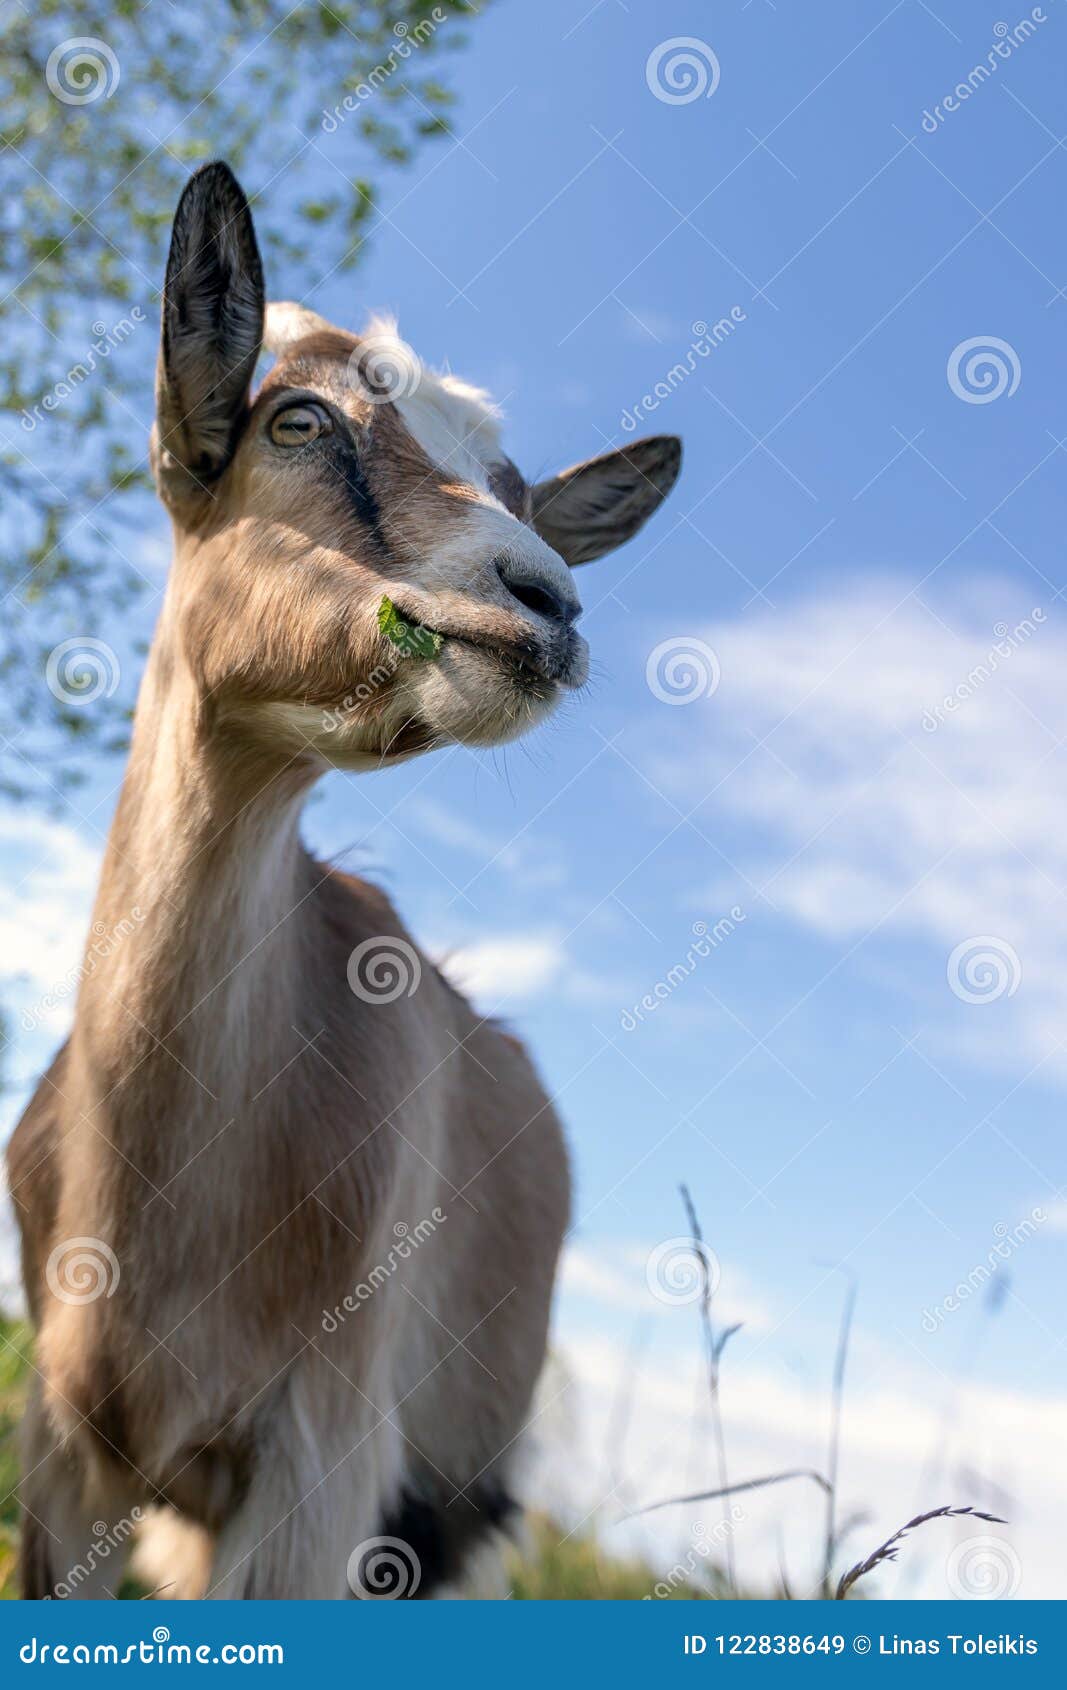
[377, 595, 443, 660]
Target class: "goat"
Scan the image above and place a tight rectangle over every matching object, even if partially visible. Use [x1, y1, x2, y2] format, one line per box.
[6, 161, 681, 1599]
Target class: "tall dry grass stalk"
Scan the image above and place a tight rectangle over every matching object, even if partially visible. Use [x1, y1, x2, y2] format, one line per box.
[821, 1270, 857, 1595]
[835, 1506, 1006, 1600]
[627, 1200, 1010, 1599]
[679, 1184, 742, 1597]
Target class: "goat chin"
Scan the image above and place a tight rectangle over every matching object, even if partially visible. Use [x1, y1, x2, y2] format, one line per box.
[404, 642, 563, 749]
[244, 656, 562, 767]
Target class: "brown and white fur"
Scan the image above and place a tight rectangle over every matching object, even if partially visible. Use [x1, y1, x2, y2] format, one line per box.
[6, 162, 681, 1599]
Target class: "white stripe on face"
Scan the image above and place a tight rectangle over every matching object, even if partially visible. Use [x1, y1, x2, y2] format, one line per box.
[374, 334, 581, 618]
[393, 380, 502, 494]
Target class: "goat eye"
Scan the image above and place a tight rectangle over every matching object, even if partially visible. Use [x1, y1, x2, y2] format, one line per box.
[270, 403, 330, 447]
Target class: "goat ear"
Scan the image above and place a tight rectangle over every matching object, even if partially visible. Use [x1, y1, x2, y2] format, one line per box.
[530, 436, 682, 566]
[152, 161, 264, 502]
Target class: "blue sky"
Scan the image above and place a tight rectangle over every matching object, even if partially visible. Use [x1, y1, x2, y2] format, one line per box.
[4, 0, 1067, 1597]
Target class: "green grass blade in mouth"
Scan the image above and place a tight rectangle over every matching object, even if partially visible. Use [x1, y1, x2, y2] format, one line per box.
[377, 595, 443, 660]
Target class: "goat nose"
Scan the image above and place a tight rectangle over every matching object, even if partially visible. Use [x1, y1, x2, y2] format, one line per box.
[496, 559, 579, 627]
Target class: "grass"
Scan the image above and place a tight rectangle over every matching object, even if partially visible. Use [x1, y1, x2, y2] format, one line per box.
[0, 1191, 1008, 1600]
[619, 1189, 1008, 1600]
[0, 1313, 32, 1600]
[508, 1514, 712, 1600]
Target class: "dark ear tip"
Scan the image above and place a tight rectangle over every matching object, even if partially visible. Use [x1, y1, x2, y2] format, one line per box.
[168, 159, 261, 289]
[178, 159, 250, 213]
[629, 432, 682, 458]
[630, 433, 682, 492]
[660, 435, 682, 470]
[191, 158, 243, 190]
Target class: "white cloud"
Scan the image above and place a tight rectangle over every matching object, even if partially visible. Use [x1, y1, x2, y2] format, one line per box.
[657, 578, 1067, 1074]
[558, 1244, 641, 1311]
[0, 811, 100, 1021]
[1041, 1199, 1067, 1232]
[0, 814, 101, 1304]
[618, 304, 682, 343]
[435, 932, 565, 1007]
[433, 927, 618, 1014]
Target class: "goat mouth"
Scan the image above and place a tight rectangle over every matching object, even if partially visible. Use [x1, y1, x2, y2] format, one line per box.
[381, 601, 587, 692]
[434, 626, 586, 692]
[463, 634, 587, 694]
